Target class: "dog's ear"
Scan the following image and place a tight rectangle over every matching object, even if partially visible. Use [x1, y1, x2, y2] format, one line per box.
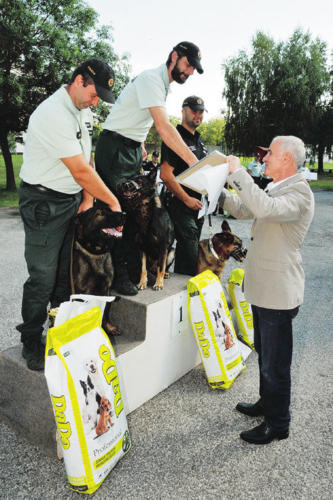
[96, 393, 101, 406]
[221, 220, 231, 233]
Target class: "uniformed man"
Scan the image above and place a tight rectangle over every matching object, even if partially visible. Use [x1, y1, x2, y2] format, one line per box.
[17, 59, 121, 371]
[95, 42, 204, 295]
[160, 95, 207, 276]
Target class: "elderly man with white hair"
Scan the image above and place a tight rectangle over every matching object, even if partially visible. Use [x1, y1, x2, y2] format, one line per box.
[219, 135, 315, 444]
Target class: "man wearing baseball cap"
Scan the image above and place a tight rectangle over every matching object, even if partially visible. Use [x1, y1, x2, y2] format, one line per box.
[160, 95, 207, 276]
[95, 42, 204, 295]
[17, 58, 121, 371]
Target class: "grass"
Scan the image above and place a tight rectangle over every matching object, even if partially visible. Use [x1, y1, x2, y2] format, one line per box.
[0, 154, 332, 208]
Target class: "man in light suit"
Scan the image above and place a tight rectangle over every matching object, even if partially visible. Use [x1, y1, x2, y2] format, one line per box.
[219, 136, 314, 444]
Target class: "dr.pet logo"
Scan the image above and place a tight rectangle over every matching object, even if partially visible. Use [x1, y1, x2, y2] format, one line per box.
[51, 394, 72, 449]
[99, 345, 124, 417]
[240, 301, 253, 329]
[194, 321, 210, 358]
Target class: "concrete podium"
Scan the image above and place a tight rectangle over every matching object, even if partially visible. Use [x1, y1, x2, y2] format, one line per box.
[0, 274, 200, 457]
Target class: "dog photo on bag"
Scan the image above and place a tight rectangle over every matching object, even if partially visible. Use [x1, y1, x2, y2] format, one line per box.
[117, 170, 175, 291]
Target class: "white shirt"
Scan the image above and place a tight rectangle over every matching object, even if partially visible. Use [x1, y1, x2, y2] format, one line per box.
[103, 64, 170, 143]
[20, 86, 93, 194]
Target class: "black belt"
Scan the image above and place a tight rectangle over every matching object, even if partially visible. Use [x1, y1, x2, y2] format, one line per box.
[102, 129, 141, 148]
[22, 181, 80, 198]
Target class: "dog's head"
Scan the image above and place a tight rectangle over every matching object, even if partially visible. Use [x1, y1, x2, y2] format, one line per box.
[99, 396, 112, 413]
[75, 205, 126, 249]
[212, 220, 247, 262]
[116, 170, 157, 211]
[84, 358, 98, 375]
[80, 375, 94, 401]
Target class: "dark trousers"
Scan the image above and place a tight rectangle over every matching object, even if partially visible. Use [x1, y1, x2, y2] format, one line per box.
[95, 130, 142, 282]
[16, 182, 81, 345]
[252, 304, 299, 429]
[168, 198, 204, 276]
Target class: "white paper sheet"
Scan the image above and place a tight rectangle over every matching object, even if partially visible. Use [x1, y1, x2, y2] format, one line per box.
[178, 162, 229, 217]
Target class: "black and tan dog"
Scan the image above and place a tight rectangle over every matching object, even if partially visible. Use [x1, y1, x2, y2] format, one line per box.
[197, 220, 247, 279]
[71, 204, 126, 333]
[117, 170, 175, 291]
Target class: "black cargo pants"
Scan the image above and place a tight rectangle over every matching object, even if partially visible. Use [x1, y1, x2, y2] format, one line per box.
[168, 197, 204, 276]
[16, 182, 81, 345]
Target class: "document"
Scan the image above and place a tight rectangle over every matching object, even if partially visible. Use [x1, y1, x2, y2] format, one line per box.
[175, 150, 229, 216]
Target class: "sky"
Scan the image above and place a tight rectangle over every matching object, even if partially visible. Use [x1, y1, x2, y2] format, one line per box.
[87, 0, 333, 121]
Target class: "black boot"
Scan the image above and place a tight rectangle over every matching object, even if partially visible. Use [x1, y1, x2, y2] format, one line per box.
[236, 400, 264, 417]
[22, 340, 45, 371]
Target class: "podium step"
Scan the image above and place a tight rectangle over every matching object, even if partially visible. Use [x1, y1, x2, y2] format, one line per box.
[0, 273, 200, 457]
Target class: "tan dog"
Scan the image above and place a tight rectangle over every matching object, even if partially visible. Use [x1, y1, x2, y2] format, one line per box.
[197, 220, 247, 279]
[95, 396, 114, 437]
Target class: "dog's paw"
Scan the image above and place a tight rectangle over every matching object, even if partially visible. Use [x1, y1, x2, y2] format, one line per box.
[137, 281, 147, 290]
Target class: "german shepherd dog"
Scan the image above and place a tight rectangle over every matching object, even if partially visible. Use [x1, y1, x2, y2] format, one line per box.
[117, 170, 175, 291]
[71, 204, 126, 333]
[197, 220, 247, 279]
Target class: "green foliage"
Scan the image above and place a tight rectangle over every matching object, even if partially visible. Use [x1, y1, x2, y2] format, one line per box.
[0, 0, 130, 188]
[223, 29, 332, 163]
[198, 118, 226, 149]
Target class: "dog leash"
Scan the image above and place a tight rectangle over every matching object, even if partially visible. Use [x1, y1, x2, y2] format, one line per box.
[206, 195, 220, 261]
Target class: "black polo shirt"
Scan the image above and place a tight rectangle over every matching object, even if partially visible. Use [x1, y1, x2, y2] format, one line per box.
[161, 124, 207, 200]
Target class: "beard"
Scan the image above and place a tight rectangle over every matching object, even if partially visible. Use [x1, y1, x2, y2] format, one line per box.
[171, 59, 189, 84]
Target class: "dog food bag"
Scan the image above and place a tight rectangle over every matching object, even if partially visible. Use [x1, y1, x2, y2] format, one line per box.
[45, 306, 131, 494]
[188, 270, 246, 389]
[227, 268, 254, 349]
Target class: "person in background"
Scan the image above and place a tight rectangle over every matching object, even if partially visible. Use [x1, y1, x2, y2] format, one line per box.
[219, 135, 314, 444]
[247, 153, 264, 186]
[17, 59, 121, 371]
[160, 95, 207, 276]
[143, 150, 160, 174]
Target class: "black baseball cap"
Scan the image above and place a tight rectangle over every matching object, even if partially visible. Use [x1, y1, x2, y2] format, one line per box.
[173, 42, 203, 74]
[182, 95, 207, 112]
[78, 58, 116, 103]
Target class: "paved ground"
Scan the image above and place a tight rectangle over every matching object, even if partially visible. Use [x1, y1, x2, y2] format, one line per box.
[0, 191, 332, 499]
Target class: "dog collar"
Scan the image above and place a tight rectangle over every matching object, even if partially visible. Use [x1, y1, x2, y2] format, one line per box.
[208, 238, 220, 261]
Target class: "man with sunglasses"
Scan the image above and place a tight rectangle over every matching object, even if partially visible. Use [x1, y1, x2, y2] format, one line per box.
[95, 42, 204, 295]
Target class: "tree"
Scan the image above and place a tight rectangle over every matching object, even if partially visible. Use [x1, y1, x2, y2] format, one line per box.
[223, 29, 332, 171]
[0, 0, 130, 190]
[198, 117, 226, 149]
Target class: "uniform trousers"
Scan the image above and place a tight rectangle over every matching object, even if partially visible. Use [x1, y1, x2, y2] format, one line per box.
[168, 197, 204, 276]
[95, 130, 143, 283]
[16, 182, 81, 345]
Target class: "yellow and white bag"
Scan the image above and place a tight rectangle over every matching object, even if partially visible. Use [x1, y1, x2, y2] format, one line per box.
[45, 306, 131, 494]
[188, 270, 246, 389]
[228, 269, 254, 349]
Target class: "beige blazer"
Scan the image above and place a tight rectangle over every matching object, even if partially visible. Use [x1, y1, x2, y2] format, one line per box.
[222, 170, 315, 309]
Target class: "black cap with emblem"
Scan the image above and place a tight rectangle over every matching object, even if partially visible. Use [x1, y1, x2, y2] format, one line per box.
[173, 42, 204, 74]
[77, 58, 116, 103]
[182, 95, 207, 112]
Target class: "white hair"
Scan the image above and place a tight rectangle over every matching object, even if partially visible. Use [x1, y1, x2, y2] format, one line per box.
[271, 136, 306, 168]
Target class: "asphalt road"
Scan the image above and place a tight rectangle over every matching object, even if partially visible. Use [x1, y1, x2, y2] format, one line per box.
[0, 190, 332, 499]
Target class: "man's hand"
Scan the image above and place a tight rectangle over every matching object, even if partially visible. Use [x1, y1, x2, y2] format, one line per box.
[185, 196, 202, 210]
[77, 198, 94, 214]
[227, 155, 242, 174]
[108, 199, 123, 232]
